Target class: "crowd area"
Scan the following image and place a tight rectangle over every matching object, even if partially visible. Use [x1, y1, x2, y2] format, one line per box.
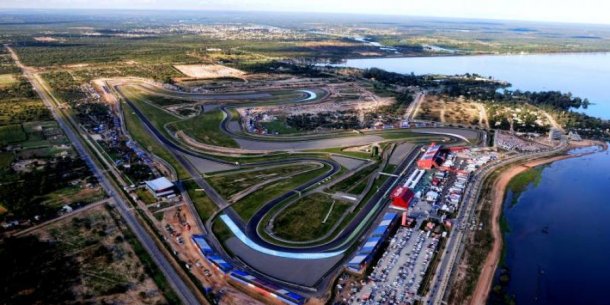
[494, 131, 547, 152]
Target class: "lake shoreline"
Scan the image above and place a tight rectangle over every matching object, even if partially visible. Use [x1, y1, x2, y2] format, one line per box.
[331, 50, 610, 63]
[469, 140, 607, 305]
[333, 53, 610, 119]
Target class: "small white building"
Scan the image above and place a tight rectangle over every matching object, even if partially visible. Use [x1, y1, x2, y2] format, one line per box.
[145, 177, 175, 198]
[426, 191, 439, 203]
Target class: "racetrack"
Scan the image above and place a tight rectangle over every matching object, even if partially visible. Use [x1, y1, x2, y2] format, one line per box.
[106, 77, 482, 291]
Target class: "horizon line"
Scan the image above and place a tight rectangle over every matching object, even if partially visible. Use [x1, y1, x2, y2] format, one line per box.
[2, 7, 610, 27]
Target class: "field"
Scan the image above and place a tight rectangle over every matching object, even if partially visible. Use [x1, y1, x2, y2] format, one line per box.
[0, 124, 27, 145]
[42, 186, 105, 209]
[329, 162, 379, 195]
[135, 188, 157, 205]
[121, 87, 181, 132]
[171, 110, 238, 148]
[0, 206, 172, 305]
[184, 180, 218, 221]
[273, 193, 350, 241]
[232, 163, 331, 221]
[0, 121, 72, 154]
[0, 73, 17, 88]
[174, 64, 246, 79]
[260, 118, 299, 134]
[207, 163, 321, 198]
[121, 100, 190, 179]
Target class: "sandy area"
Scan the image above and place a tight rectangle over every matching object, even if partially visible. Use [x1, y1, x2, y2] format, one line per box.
[469, 141, 607, 305]
[174, 64, 245, 79]
[34, 36, 61, 42]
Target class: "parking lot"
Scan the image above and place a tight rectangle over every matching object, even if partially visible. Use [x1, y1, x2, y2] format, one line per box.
[347, 226, 439, 304]
[336, 147, 502, 304]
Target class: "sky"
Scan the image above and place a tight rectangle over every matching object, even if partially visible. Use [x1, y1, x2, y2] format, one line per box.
[2, 0, 610, 25]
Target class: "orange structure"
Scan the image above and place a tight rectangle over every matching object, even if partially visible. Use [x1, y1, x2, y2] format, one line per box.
[417, 143, 442, 170]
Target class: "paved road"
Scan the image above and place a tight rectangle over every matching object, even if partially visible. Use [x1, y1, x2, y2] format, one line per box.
[118, 82, 479, 256]
[109, 75, 487, 293]
[7, 45, 203, 305]
[425, 140, 569, 305]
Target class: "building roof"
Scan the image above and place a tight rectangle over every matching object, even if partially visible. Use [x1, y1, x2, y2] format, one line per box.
[192, 235, 213, 253]
[421, 143, 442, 160]
[348, 254, 369, 266]
[391, 186, 414, 201]
[145, 177, 174, 191]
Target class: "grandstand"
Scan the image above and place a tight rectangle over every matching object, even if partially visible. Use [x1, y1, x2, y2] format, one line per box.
[229, 270, 306, 305]
[347, 213, 399, 273]
[191, 235, 233, 273]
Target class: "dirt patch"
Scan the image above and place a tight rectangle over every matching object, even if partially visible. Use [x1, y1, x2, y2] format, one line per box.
[174, 64, 245, 79]
[34, 36, 62, 42]
[27, 205, 167, 305]
[417, 95, 483, 127]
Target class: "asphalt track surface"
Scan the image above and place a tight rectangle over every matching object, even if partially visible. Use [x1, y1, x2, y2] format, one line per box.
[114, 81, 487, 293]
[117, 83, 478, 256]
[218, 105, 476, 149]
[122, 86, 419, 253]
[121, 91, 347, 253]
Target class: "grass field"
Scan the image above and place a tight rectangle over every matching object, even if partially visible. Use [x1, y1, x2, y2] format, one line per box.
[42, 186, 105, 209]
[378, 130, 445, 141]
[171, 110, 238, 148]
[0, 98, 50, 125]
[329, 162, 378, 194]
[135, 188, 157, 205]
[142, 93, 194, 107]
[121, 102, 190, 179]
[273, 193, 350, 241]
[0, 124, 26, 145]
[228, 108, 240, 122]
[207, 163, 320, 198]
[121, 87, 180, 133]
[184, 180, 217, 221]
[232, 164, 331, 221]
[0, 152, 14, 169]
[313, 146, 371, 159]
[0, 73, 17, 88]
[212, 218, 233, 243]
[261, 119, 298, 134]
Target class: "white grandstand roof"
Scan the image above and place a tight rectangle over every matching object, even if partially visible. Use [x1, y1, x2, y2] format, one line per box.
[146, 177, 174, 191]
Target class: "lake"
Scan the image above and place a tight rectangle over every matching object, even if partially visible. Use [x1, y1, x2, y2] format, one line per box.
[335, 53, 610, 119]
[335, 54, 610, 304]
[489, 146, 610, 305]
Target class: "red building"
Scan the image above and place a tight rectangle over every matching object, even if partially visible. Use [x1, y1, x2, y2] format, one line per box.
[390, 186, 414, 210]
[417, 143, 442, 170]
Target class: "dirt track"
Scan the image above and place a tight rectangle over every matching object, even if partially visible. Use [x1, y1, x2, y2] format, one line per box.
[469, 141, 607, 305]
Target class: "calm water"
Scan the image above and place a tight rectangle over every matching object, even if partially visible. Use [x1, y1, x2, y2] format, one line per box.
[337, 54, 610, 303]
[491, 147, 610, 305]
[336, 53, 610, 119]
